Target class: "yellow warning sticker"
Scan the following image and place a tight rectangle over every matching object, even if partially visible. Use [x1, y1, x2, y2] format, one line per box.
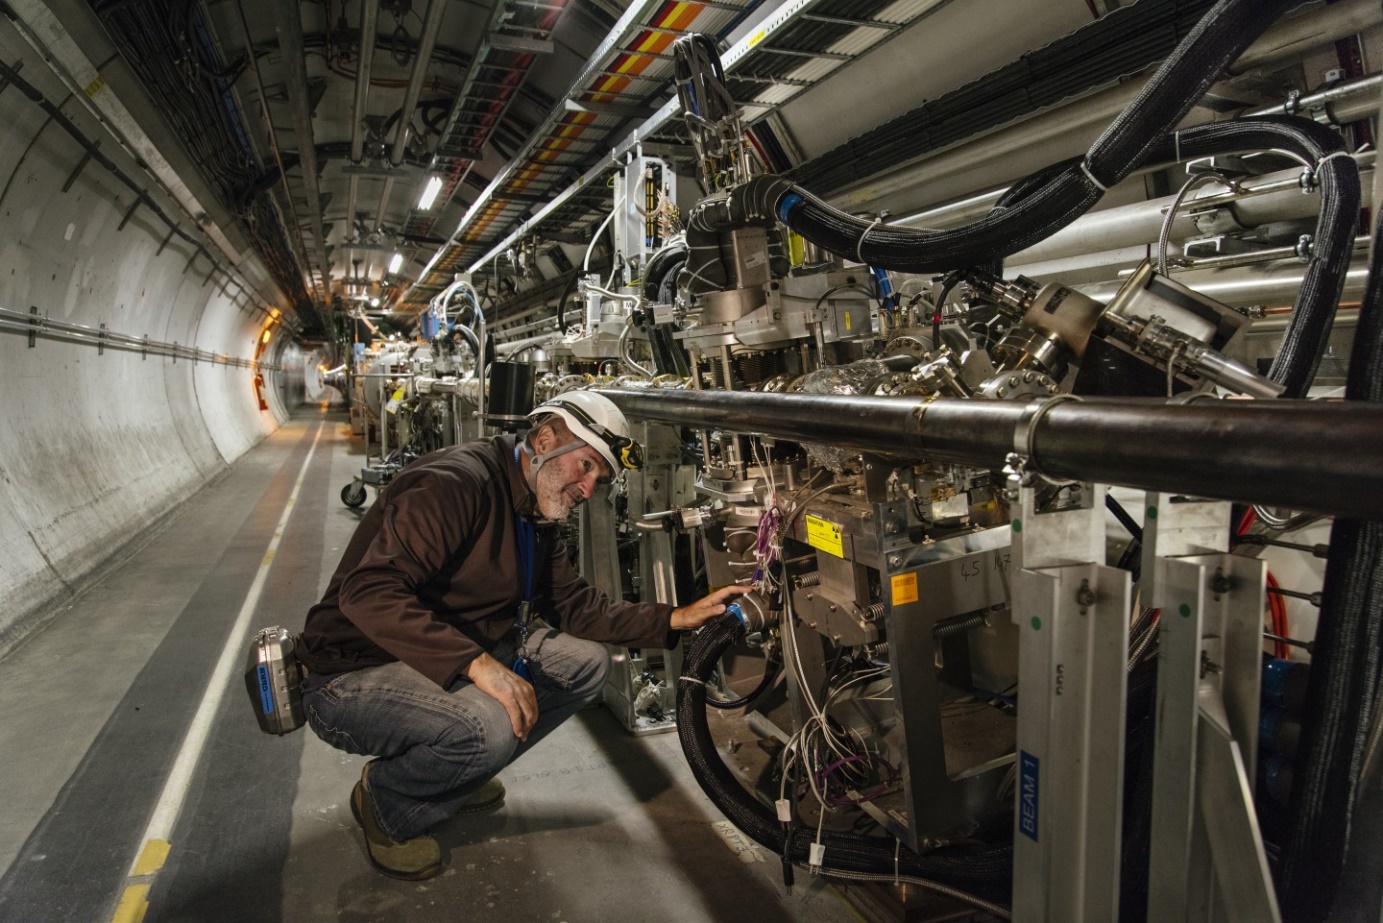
[844, 310, 852, 331]
[749, 29, 766, 47]
[805, 515, 844, 558]
[891, 573, 919, 606]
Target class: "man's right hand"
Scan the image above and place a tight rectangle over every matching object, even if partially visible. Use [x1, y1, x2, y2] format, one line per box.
[465, 652, 539, 741]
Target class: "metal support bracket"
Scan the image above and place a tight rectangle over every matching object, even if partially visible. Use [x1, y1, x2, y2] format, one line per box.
[1146, 492, 1279, 922]
[0, 58, 23, 99]
[117, 189, 147, 231]
[1011, 481, 1131, 922]
[62, 142, 96, 193]
[156, 225, 177, 256]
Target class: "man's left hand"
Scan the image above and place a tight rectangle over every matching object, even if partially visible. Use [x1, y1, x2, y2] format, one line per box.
[670, 584, 753, 631]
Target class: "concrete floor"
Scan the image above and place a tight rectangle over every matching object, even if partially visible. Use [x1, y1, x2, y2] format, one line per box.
[0, 407, 861, 923]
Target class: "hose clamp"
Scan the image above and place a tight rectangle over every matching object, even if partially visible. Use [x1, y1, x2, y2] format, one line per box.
[1009, 393, 1084, 487]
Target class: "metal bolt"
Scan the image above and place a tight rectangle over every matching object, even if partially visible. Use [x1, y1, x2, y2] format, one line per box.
[1210, 568, 1232, 595]
[1076, 579, 1096, 608]
[887, 554, 903, 568]
[805, 592, 814, 601]
[1200, 650, 1222, 679]
[885, 521, 899, 534]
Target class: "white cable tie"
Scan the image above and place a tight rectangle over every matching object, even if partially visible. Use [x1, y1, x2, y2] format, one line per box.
[679, 675, 707, 686]
[1079, 159, 1110, 193]
[894, 838, 902, 886]
[1316, 150, 1354, 172]
[856, 216, 882, 264]
[1174, 130, 1182, 165]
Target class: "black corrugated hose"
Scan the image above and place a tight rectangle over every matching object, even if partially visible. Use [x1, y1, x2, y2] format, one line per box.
[1279, 203, 1383, 921]
[642, 245, 687, 303]
[769, 0, 1300, 273]
[975, 116, 1358, 399]
[677, 615, 1013, 897]
[704, 650, 781, 711]
[1129, 117, 1358, 399]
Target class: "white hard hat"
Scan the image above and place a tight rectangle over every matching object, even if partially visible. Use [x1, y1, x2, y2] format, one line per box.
[527, 391, 644, 474]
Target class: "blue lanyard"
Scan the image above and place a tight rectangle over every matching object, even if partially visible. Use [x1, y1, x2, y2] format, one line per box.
[513, 447, 536, 637]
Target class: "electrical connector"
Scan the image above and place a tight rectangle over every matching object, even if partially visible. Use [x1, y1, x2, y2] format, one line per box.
[809, 843, 825, 870]
[775, 799, 792, 822]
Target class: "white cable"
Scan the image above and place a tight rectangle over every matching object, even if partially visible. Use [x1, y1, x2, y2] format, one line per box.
[584, 209, 618, 273]
[1079, 159, 1110, 192]
[855, 216, 882, 264]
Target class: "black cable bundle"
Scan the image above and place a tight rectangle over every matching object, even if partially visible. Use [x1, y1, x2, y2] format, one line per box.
[974, 115, 1359, 399]
[676, 615, 1012, 896]
[1279, 202, 1383, 921]
[1137, 116, 1360, 399]
[642, 245, 688, 303]
[770, 0, 1301, 273]
[677, 177, 793, 297]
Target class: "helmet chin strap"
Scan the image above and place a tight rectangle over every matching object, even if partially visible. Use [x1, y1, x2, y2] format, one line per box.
[523, 438, 586, 485]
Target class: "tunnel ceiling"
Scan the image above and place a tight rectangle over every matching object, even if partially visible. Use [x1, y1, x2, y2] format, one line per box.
[57, 0, 1318, 341]
[62, 0, 964, 339]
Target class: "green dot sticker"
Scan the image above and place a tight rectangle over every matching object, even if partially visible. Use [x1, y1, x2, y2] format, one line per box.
[1012, 519, 1023, 533]
[1147, 506, 1158, 520]
[1031, 616, 1042, 631]
[1179, 603, 1191, 618]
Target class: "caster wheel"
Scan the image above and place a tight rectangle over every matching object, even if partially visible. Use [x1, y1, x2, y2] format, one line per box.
[341, 482, 367, 508]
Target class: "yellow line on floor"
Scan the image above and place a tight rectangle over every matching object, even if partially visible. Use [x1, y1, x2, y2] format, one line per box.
[110, 884, 149, 923]
[131, 839, 170, 877]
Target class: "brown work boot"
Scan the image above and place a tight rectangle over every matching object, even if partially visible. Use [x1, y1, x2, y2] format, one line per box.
[457, 777, 506, 814]
[350, 768, 443, 880]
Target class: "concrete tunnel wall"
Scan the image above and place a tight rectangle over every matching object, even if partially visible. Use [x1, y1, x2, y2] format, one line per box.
[0, 26, 306, 655]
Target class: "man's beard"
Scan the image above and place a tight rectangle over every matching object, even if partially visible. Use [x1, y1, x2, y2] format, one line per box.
[534, 461, 583, 520]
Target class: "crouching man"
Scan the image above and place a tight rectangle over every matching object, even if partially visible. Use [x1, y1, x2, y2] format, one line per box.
[296, 391, 747, 879]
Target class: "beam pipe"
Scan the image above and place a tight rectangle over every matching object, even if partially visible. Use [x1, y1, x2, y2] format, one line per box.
[598, 390, 1383, 519]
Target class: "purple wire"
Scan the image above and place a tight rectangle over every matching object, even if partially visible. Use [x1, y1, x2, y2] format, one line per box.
[816, 753, 898, 808]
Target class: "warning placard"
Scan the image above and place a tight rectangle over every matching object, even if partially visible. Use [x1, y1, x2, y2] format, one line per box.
[804, 515, 844, 558]
[891, 572, 918, 605]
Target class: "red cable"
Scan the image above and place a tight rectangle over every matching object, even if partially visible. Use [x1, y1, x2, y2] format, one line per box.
[1266, 571, 1289, 660]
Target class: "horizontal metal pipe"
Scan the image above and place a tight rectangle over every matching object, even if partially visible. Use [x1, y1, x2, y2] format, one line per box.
[1247, 73, 1383, 123]
[600, 389, 1383, 519]
[1009, 156, 1373, 266]
[1077, 258, 1370, 306]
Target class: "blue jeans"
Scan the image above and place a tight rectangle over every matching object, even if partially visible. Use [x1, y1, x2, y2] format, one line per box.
[303, 625, 609, 840]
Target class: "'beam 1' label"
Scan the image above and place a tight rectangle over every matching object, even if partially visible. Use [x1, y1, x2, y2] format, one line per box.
[1019, 750, 1039, 841]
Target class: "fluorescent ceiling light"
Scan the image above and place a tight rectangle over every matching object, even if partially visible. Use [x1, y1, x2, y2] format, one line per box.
[388, 252, 403, 275]
[418, 176, 443, 210]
